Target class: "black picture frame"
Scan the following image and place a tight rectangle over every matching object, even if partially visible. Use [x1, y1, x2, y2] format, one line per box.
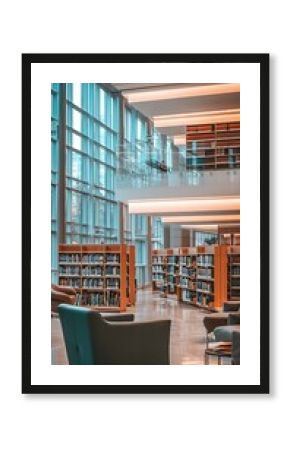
[22, 53, 269, 394]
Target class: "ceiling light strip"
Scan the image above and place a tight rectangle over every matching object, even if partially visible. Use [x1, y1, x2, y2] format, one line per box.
[123, 83, 240, 103]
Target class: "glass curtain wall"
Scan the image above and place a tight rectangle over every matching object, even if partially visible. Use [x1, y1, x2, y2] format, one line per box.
[195, 231, 218, 246]
[123, 108, 150, 286]
[133, 214, 148, 287]
[65, 83, 119, 244]
[122, 203, 148, 288]
[51, 84, 59, 282]
[152, 217, 164, 249]
[122, 106, 148, 183]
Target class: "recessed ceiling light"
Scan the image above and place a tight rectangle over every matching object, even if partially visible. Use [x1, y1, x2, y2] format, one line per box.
[161, 215, 240, 223]
[128, 197, 240, 214]
[153, 109, 240, 128]
[123, 83, 240, 103]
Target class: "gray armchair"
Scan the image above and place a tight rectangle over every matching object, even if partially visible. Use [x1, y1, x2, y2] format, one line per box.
[58, 304, 171, 365]
[213, 314, 240, 365]
[203, 302, 240, 348]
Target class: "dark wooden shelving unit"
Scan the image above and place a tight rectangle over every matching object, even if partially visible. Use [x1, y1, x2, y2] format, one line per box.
[186, 121, 240, 171]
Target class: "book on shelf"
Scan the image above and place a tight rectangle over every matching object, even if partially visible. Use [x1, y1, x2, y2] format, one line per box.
[106, 253, 120, 263]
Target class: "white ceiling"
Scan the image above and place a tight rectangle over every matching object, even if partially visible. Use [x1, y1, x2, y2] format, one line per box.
[112, 83, 240, 137]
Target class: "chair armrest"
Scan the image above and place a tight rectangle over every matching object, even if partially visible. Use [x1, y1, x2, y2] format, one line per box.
[101, 313, 135, 322]
[214, 324, 240, 342]
[52, 284, 77, 296]
[223, 301, 240, 312]
[203, 314, 228, 333]
[52, 290, 75, 313]
[232, 330, 240, 365]
[52, 289, 74, 302]
[92, 319, 171, 365]
[227, 312, 240, 325]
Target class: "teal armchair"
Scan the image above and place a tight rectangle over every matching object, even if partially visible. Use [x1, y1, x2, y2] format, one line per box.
[58, 304, 171, 365]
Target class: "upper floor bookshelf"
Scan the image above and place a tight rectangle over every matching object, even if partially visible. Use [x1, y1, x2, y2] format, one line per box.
[186, 121, 240, 171]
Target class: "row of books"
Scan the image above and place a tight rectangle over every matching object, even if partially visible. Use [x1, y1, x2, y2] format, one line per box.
[81, 292, 120, 307]
[180, 280, 196, 290]
[179, 255, 196, 266]
[197, 255, 214, 266]
[59, 267, 121, 276]
[229, 256, 240, 264]
[60, 266, 80, 275]
[152, 265, 164, 272]
[59, 278, 81, 288]
[154, 279, 165, 287]
[180, 267, 196, 276]
[167, 256, 178, 264]
[167, 274, 176, 284]
[106, 278, 120, 288]
[59, 278, 121, 289]
[81, 266, 102, 275]
[81, 292, 105, 306]
[59, 253, 81, 263]
[182, 290, 196, 302]
[166, 270, 179, 276]
[197, 292, 214, 306]
[82, 254, 104, 263]
[107, 254, 120, 262]
[59, 253, 121, 264]
[187, 157, 239, 165]
[105, 266, 120, 275]
[152, 274, 164, 281]
[197, 281, 213, 292]
[152, 257, 163, 264]
[83, 278, 103, 288]
[187, 163, 240, 170]
[197, 267, 213, 278]
[230, 266, 240, 275]
[187, 149, 239, 157]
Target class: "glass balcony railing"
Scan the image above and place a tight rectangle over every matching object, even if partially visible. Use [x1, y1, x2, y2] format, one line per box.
[115, 139, 240, 192]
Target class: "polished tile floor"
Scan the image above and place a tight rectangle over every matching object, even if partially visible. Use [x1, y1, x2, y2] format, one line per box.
[51, 288, 223, 365]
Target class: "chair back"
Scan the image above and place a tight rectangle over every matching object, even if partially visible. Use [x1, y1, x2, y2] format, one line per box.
[58, 304, 101, 364]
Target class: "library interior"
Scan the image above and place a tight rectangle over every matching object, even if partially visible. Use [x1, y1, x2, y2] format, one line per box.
[51, 83, 240, 365]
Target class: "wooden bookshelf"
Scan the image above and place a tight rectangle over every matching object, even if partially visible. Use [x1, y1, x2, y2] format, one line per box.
[176, 247, 197, 305]
[127, 245, 136, 306]
[151, 248, 180, 297]
[227, 246, 240, 302]
[152, 249, 167, 292]
[58, 244, 135, 312]
[164, 248, 180, 296]
[186, 121, 240, 171]
[152, 245, 229, 311]
[196, 245, 227, 310]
